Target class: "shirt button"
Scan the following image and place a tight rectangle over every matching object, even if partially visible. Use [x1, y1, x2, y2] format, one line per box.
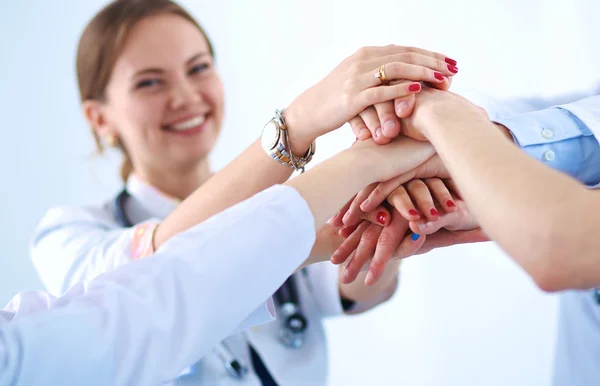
[544, 150, 555, 161]
[541, 129, 554, 139]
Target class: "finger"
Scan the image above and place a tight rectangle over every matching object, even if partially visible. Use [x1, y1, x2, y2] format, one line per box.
[356, 45, 455, 65]
[360, 81, 422, 107]
[390, 231, 426, 261]
[428, 76, 452, 91]
[339, 223, 360, 239]
[341, 223, 383, 284]
[329, 199, 352, 227]
[364, 59, 455, 90]
[359, 106, 387, 144]
[424, 178, 457, 213]
[331, 221, 370, 265]
[394, 94, 416, 119]
[386, 185, 421, 221]
[413, 228, 488, 256]
[360, 205, 391, 227]
[343, 183, 377, 227]
[360, 173, 414, 213]
[443, 178, 463, 199]
[405, 179, 440, 221]
[364, 209, 409, 285]
[373, 100, 400, 139]
[348, 116, 371, 140]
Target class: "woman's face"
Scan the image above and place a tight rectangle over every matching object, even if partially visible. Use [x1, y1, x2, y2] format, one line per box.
[96, 14, 224, 173]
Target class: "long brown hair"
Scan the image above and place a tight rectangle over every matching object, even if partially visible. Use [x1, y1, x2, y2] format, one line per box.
[76, 0, 215, 182]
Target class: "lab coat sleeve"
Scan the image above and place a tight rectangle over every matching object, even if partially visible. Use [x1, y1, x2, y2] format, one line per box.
[0, 184, 316, 386]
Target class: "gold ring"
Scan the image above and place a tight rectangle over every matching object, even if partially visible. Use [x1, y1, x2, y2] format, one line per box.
[375, 64, 389, 85]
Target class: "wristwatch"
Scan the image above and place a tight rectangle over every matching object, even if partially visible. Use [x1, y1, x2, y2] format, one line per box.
[261, 109, 315, 172]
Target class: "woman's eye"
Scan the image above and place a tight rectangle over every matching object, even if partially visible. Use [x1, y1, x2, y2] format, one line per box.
[136, 78, 161, 89]
[189, 63, 210, 75]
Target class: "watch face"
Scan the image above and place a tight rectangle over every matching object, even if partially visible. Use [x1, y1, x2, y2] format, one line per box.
[261, 121, 280, 150]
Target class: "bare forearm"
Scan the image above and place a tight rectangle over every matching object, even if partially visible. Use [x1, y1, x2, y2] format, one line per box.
[155, 140, 296, 247]
[425, 104, 599, 290]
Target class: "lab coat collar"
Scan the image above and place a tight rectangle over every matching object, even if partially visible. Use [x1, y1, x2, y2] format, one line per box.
[125, 174, 180, 220]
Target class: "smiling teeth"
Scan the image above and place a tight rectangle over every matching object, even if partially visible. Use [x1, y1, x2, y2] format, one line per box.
[170, 115, 206, 131]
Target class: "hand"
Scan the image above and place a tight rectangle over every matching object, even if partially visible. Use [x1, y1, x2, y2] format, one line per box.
[333, 154, 450, 228]
[396, 86, 488, 141]
[331, 179, 486, 285]
[331, 210, 426, 285]
[348, 56, 457, 145]
[331, 213, 487, 286]
[284, 46, 459, 151]
[345, 136, 435, 183]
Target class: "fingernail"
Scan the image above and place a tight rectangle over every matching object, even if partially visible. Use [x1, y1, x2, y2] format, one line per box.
[383, 120, 396, 136]
[342, 269, 350, 282]
[365, 271, 373, 285]
[434, 71, 445, 81]
[360, 199, 370, 211]
[359, 128, 368, 137]
[419, 223, 427, 232]
[396, 101, 408, 115]
[445, 57, 457, 66]
[408, 209, 419, 216]
[446, 200, 456, 208]
[430, 208, 440, 216]
[411, 233, 421, 241]
[376, 211, 387, 225]
[342, 211, 350, 223]
[375, 128, 382, 138]
[409, 83, 421, 92]
[447, 64, 459, 74]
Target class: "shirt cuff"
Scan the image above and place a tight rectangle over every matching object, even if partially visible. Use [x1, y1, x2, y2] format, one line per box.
[494, 108, 591, 147]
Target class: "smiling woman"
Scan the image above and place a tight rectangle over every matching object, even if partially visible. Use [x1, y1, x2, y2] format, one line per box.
[27, 0, 462, 384]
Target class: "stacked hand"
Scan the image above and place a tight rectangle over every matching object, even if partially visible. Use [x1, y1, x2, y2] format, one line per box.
[282, 44, 491, 285]
[328, 82, 491, 285]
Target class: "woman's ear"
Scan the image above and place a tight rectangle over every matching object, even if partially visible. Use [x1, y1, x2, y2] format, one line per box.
[82, 99, 117, 142]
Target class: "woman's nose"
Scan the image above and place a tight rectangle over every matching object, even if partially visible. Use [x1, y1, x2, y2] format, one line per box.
[169, 80, 202, 109]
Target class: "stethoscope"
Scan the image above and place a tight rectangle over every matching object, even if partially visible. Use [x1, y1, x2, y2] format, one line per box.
[114, 188, 309, 379]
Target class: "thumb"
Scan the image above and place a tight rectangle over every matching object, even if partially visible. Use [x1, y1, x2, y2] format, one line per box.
[395, 94, 416, 119]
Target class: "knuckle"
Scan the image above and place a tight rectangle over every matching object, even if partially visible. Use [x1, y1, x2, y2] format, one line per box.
[406, 179, 425, 190]
[377, 231, 396, 247]
[404, 52, 418, 65]
[355, 46, 371, 59]
[360, 228, 380, 243]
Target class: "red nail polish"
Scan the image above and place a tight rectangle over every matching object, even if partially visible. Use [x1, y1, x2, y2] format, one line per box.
[446, 200, 456, 208]
[376, 211, 387, 225]
[447, 64, 458, 73]
[408, 209, 419, 216]
[430, 208, 439, 216]
[434, 71, 444, 81]
[409, 83, 421, 92]
[445, 57, 457, 66]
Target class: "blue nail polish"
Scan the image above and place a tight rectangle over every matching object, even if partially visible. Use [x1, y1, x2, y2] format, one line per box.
[411, 233, 420, 241]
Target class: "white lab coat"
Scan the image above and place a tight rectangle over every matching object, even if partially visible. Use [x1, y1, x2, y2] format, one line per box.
[2, 185, 317, 385]
[30, 176, 349, 385]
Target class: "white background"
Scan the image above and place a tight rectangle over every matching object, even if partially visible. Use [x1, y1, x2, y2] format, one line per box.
[1, 1, 598, 385]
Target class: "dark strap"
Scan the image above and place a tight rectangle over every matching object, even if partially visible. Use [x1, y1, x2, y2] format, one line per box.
[250, 345, 279, 386]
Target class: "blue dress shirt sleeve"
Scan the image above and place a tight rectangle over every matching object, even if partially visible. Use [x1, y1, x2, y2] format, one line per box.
[494, 107, 600, 186]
